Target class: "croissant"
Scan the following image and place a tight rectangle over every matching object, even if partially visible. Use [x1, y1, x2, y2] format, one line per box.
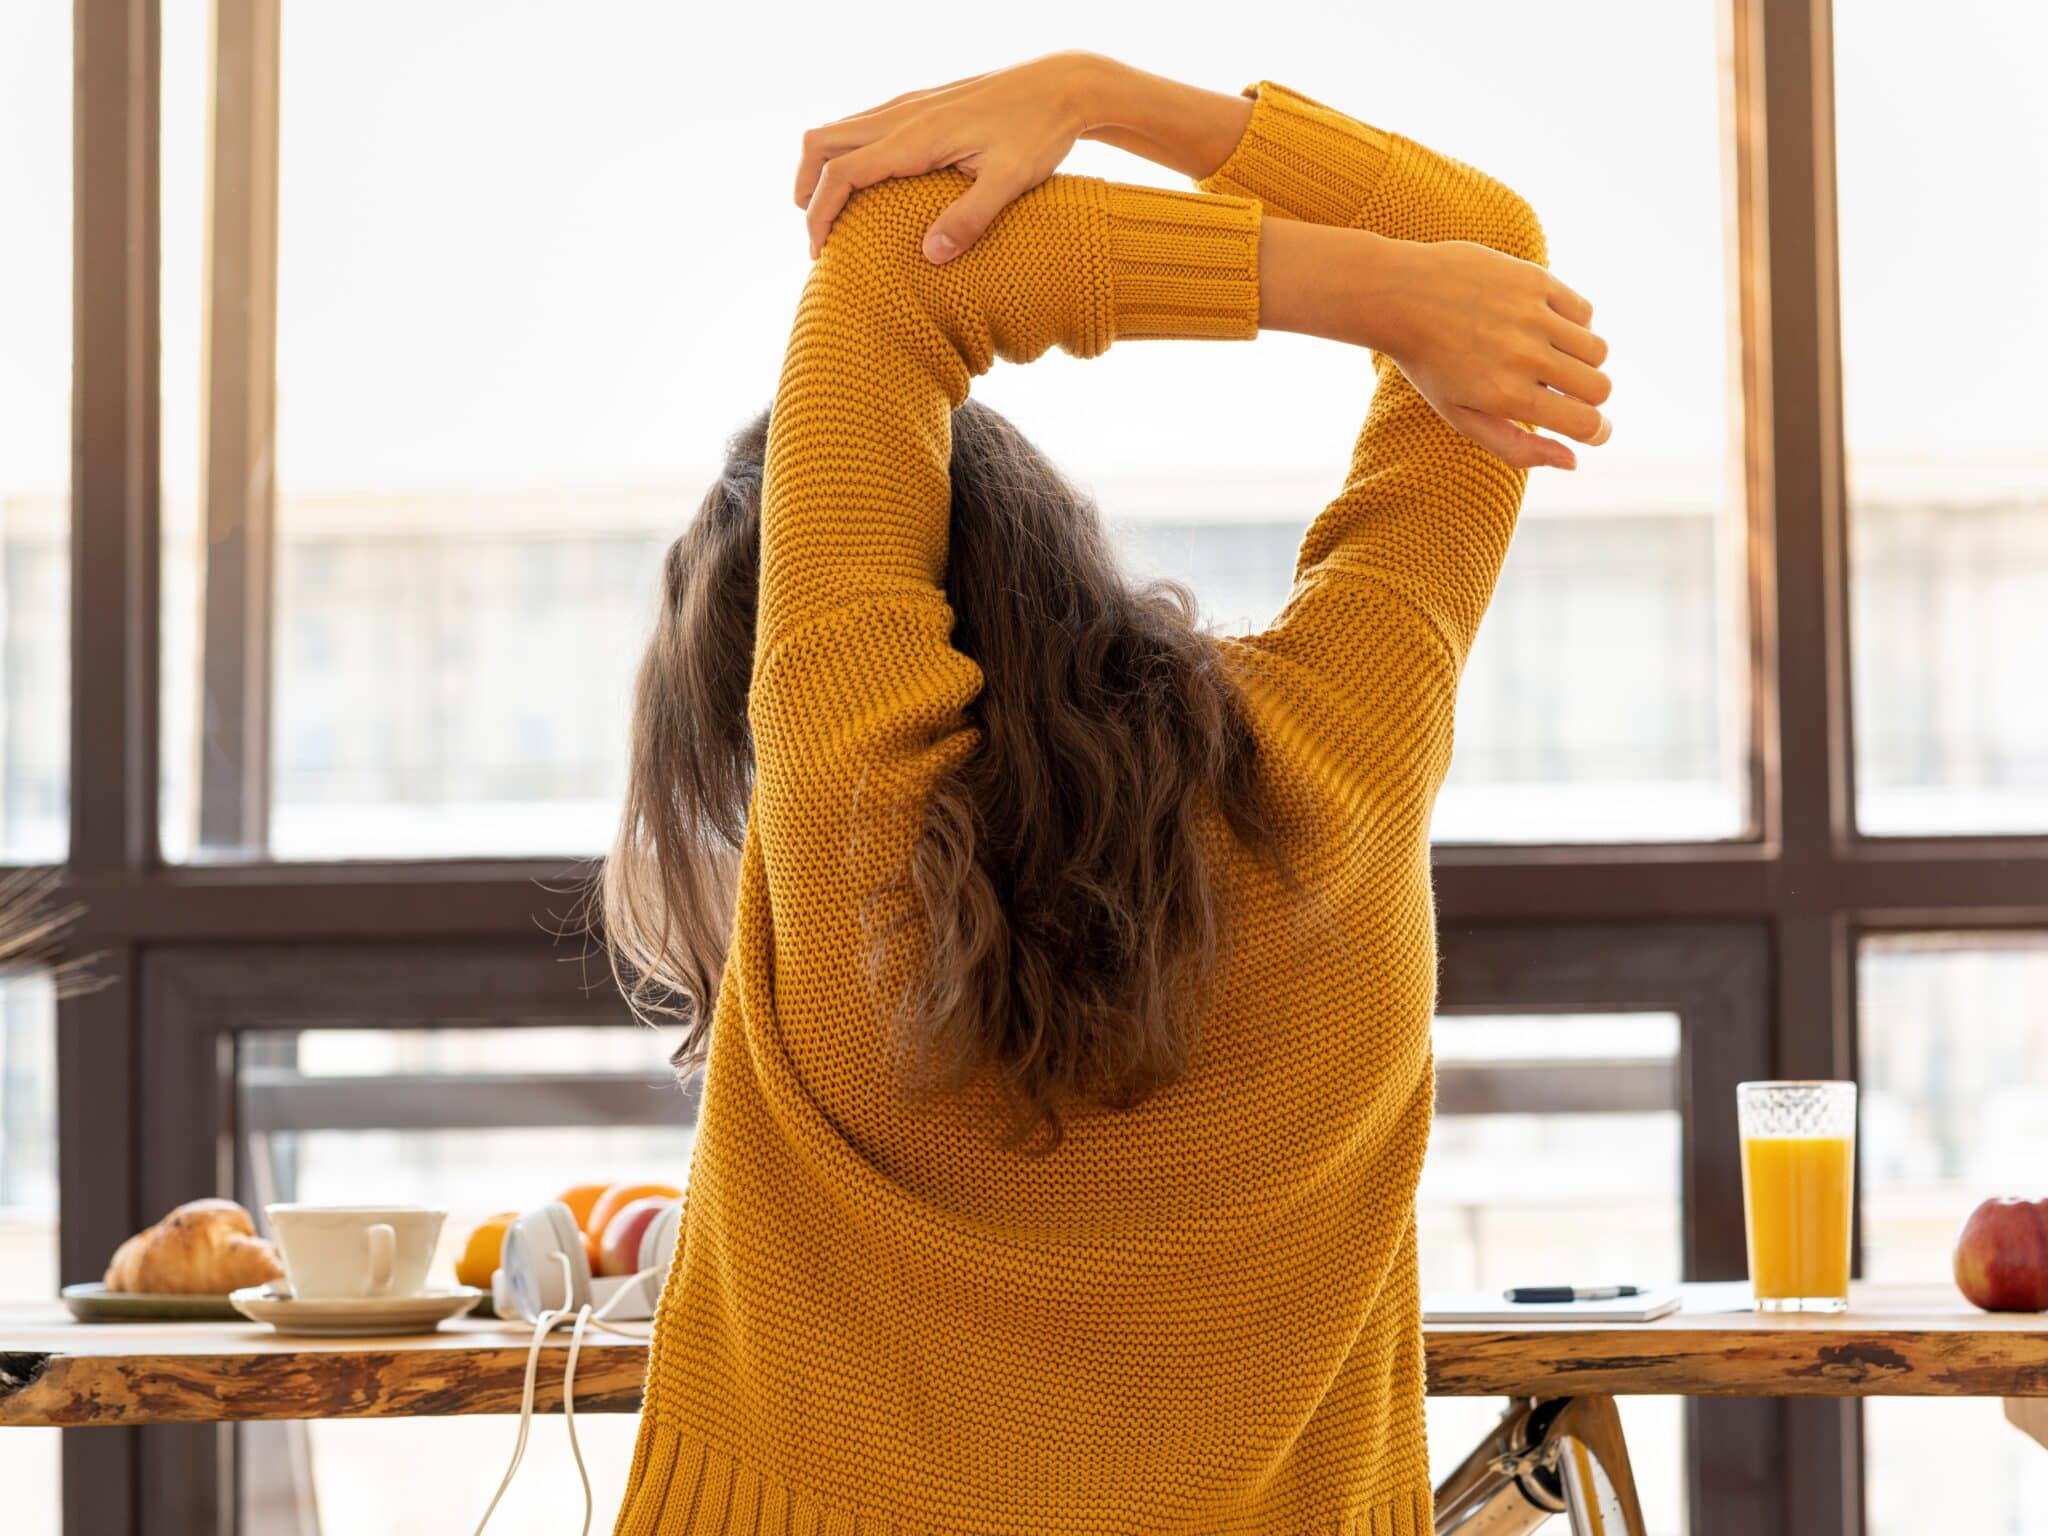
[103, 1198, 286, 1294]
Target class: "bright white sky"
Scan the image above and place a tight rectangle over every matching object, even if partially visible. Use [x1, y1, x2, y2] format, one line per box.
[1, 0, 2043, 509]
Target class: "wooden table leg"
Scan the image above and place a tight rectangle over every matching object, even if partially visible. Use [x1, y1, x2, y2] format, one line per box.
[2006, 1397, 2048, 1453]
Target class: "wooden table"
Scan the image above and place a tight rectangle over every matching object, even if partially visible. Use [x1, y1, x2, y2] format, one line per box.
[3, 1281, 2044, 1430]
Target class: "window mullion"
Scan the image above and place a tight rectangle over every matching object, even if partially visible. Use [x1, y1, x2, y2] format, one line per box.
[193, 0, 281, 856]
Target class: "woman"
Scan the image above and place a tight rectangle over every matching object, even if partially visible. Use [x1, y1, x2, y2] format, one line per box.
[605, 53, 1610, 1535]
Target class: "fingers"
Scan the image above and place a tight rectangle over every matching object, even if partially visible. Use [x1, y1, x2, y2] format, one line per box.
[1537, 275, 1610, 440]
[1540, 352, 1612, 410]
[1547, 277, 1594, 327]
[795, 123, 884, 209]
[921, 166, 1029, 262]
[794, 73, 984, 207]
[1521, 386, 1612, 447]
[794, 108, 944, 208]
[805, 138, 931, 258]
[794, 124, 884, 208]
[1448, 405, 1577, 471]
[1546, 312, 1609, 368]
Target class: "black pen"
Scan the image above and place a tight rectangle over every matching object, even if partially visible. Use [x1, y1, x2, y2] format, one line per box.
[1502, 1285, 1645, 1304]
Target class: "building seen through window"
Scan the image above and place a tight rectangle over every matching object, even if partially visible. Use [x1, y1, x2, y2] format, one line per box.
[6, 478, 2013, 856]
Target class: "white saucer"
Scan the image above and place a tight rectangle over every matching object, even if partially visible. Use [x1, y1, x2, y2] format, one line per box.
[229, 1283, 483, 1336]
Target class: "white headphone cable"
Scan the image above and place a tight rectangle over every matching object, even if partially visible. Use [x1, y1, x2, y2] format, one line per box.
[470, 1293, 568, 1536]
[472, 1250, 662, 1535]
[589, 1273, 656, 1337]
[562, 1301, 594, 1536]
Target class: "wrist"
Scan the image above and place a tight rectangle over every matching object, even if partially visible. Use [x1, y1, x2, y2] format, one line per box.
[1350, 233, 1424, 357]
[1076, 62, 1253, 182]
[1259, 222, 1409, 353]
[1059, 51, 1131, 138]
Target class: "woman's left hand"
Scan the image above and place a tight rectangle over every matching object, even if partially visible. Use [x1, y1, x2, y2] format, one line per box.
[793, 52, 1108, 263]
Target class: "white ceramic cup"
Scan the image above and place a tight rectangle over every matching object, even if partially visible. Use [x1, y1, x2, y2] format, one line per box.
[265, 1205, 446, 1300]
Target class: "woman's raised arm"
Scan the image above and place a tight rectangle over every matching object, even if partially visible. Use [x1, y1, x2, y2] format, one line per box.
[1097, 72, 1622, 785]
[794, 56, 1607, 471]
[1191, 79, 1608, 683]
[745, 170, 1261, 1044]
[753, 171, 1258, 668]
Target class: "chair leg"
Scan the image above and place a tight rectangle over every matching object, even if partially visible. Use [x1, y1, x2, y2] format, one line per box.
[1433, 1398, 1570, 1533]
[1547, 1394, 1648, 1536]
[1432, 1395, 1647, 1536]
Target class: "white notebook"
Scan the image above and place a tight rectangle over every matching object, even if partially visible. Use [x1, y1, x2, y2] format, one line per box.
[1422, 1286, 1684, 1324]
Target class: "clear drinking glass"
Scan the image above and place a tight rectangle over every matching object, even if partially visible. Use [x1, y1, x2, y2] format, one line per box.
[1737, 1080, 1857, 1312]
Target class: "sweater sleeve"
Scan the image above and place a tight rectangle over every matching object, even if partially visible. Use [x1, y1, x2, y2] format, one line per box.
[746, 171, 1261, 1040]
[754, 172, 1260, 663]
[1198, 80, 1545, 692]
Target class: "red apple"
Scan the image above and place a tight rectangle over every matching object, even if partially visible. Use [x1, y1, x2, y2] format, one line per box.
[1953, 1196, 2048, 1313]
[597, 1197, 677, 1278]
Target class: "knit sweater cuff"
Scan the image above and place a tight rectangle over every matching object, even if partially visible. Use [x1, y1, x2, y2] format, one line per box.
[1196, 80, 1393, 227]
[1102, 182, 1262, 342]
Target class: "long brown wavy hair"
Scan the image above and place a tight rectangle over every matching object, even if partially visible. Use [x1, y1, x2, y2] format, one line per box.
[603, 400, 1286, 1154]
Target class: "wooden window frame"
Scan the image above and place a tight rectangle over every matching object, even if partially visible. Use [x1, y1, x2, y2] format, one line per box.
[51, 0, 2048, 1531]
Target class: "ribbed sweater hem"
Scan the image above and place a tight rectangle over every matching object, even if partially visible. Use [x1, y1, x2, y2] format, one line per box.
[1196, 80, 1392, 226]
[612, 1410, 1434, 1536]
[1101, 181, 1262, 342]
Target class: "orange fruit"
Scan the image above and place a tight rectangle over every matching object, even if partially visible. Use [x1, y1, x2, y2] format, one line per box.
[587, 1181, 682, 1239]
[455, 1211, 519, 1290]
[555, 1182, 612, 1234]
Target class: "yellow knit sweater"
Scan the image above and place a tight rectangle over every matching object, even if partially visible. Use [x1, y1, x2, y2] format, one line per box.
[615, 80, 1542, 1536]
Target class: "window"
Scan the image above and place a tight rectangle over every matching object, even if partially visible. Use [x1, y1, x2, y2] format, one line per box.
[158, 0, 1744, 860]
[1838, 0, 2048, 835]
[1042, 0, 1750, 846]
[1859, 936, 2048, 1536]
[234, 1025, 696, 1224]
[0, 8, 67, 1518]
[1421, 1013, 1688, 1536]
[231, 1022, 693, 1535]
[161, 0, 687, 860]
[0, 6, 70, 863]
[52, 1, 2048, 1533]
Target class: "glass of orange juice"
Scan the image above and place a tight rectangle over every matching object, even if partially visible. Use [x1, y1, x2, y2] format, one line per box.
[1738, 1080, 1856, 1312]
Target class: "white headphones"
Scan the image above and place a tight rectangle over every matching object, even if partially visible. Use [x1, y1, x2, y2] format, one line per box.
[473, 1197, 683, 1536]
[495, 1198, 681, 1324]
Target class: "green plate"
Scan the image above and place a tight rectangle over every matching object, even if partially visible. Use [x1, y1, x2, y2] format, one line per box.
[60, 1282, 247, 1322]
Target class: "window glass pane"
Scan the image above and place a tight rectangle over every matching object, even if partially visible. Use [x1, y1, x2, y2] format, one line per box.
[161, 1, 1743, 859]
[234, 1025, 695, 1241]
[232, 1022, 690, 1532]
[1033, 4, 1748, 847]
[0, 973, 61, 1536]
[1839, 3, 2048, 834]
[0, 8, 69, 862]
[1859, 936, 2048, 1535]
[1421, 1013, 1688, 1535]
